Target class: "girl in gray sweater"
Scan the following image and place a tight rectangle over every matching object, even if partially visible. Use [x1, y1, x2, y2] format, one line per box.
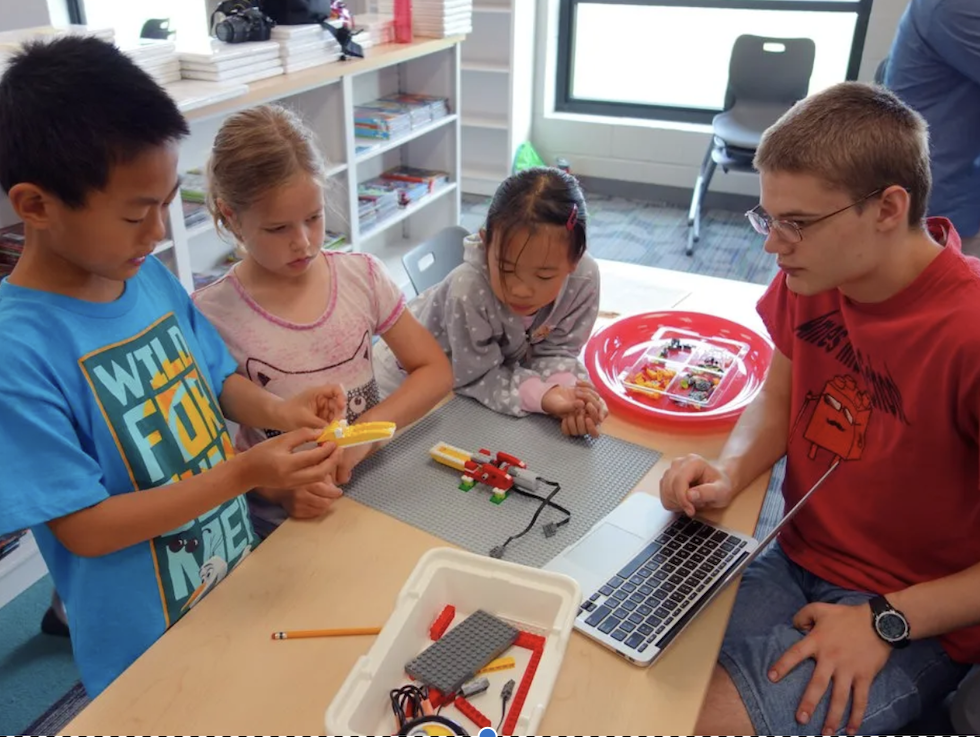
[375, 168, 607, 436]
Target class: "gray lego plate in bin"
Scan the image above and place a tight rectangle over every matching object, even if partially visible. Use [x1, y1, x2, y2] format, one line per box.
[341, 397, 663, 568]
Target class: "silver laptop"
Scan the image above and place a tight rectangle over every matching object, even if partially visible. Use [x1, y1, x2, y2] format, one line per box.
[543, 460, 839, 666]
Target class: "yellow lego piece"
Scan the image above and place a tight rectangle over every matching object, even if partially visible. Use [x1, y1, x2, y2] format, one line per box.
[477, 656, 516, 674]
[316, 419, 396, 448]
[429, 442, 472, 472]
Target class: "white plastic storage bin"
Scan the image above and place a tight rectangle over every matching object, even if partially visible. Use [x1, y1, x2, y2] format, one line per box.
[325, 547, 581, 735]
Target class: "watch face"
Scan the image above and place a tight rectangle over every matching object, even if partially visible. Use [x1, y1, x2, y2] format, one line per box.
[877, 611, 909, 641]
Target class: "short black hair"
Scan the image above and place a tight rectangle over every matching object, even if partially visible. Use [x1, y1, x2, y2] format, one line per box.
[0, 35, 190, 208]
[485, 167, 588, 268]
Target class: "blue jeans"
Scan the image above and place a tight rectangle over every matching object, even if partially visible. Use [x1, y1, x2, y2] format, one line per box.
[719, 543, 969, 734]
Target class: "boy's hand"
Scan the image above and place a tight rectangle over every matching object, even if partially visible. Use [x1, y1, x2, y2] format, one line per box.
[276, 384, 347, 430]
[335, 442, 375, 484]
[659, 453, 735, 516]
[276, 480, 344, 519]
[241, 428, 341, 490]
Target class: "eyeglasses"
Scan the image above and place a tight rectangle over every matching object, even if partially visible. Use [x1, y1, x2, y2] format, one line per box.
[745, 189, 884, 243]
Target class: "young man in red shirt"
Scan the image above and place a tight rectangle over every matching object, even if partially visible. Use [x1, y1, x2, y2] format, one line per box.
[660, 82, 980, 735]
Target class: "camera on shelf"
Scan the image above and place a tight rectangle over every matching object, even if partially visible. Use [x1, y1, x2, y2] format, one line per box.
[211, 1, 276, 44]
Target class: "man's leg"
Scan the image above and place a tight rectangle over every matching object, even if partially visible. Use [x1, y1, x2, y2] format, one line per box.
[694, 543, 809, 733]
[708, 547, 969, 734]
[696, 663, 754, 734]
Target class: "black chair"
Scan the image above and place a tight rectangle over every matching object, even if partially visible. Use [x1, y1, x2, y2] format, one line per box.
[402, 226, 469, 295]
[686, 35, 816, 255]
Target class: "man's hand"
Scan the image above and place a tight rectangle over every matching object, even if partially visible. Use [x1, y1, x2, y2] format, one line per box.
[275, 384, 347, 431]
[659, 453, 735, 516]
[276, 480, 344, 519]
[769, 602, 892, 735]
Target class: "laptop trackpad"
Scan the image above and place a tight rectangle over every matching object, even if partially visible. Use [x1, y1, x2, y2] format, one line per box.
[566, 522, 646, 574]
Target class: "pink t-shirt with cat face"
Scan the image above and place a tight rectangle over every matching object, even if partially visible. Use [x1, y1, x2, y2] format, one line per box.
[192, 251, 405, 452]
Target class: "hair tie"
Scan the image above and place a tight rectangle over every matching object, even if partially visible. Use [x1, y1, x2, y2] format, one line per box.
[566, 203, 578, 231]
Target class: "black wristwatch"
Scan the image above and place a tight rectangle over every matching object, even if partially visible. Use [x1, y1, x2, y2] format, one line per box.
[869, 595, 910, 649]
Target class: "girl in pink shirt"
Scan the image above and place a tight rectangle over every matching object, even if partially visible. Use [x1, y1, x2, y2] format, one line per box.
[193, 104, 451, 537]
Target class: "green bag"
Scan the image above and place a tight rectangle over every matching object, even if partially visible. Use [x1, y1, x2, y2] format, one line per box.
[512, 141, 546, 173]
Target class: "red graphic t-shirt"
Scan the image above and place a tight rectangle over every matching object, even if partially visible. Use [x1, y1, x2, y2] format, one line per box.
[759, 218, 980, 663]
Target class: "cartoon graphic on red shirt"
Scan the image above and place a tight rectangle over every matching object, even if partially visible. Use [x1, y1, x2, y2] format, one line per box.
[791, 374, 873, 467]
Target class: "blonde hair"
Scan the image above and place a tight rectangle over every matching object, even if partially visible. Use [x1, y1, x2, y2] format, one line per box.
[754, 81, 931, 225]
[206, 104, 328, 240]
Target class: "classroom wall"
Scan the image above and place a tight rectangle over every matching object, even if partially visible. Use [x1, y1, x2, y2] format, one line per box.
[531, 0, 911, 196]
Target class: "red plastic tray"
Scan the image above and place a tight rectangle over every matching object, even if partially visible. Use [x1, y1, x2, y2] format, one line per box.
[585, 310, 774, 428]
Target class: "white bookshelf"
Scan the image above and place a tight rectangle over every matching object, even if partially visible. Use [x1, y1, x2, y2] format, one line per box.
[460, 1, 536, 196]
[0, 532, 47, 609]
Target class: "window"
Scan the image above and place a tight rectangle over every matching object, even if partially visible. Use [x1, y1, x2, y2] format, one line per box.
[74, 0, 211, 47]
[555, 0, 873, 124]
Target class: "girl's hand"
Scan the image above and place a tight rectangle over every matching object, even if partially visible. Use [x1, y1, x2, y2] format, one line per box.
[276, 384, 347, 430]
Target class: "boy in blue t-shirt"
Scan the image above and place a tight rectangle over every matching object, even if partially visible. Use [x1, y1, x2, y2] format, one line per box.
[0, 37, 345, 697]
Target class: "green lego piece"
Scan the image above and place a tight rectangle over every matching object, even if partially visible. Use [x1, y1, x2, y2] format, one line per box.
[489, 491, 509, 505]
[459, 477, 476, 492]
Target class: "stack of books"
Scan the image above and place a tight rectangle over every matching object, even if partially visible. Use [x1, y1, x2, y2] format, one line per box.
[354, 103, 413, 141]
[0, 530, 27, 564]
[0, 222, 25, 279]
[123, 39, 181, 86]
[362, 175, 429, 208]
[179, 40, 283, 85]
[355, 13, 395, 46]
[411, 0, 474, 38]
[180, 168, 208, 206]
[354, 92, 451, 148]
[381, 164, 451, 194]
[271, 25, 342, 74]
[323, 230, 347, 250]
[357, 185, 399, 231]
[183, 201, 210, 231]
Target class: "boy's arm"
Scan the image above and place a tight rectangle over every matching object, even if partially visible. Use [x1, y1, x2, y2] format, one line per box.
[50, 429, 334, 557]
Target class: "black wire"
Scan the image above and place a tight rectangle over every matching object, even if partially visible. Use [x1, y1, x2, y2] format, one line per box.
[506, 485, 572, 517]
[490, 479, 570, 559]
[389, 685, 428, 729]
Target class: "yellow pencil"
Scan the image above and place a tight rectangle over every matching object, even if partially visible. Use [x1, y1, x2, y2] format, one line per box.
[271, 626, 382, 640]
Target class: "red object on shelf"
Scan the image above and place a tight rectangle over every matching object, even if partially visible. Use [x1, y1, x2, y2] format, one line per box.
[394, 0, 413, 43]
[454, 695, 491, 729]
[584, 310, 773, 429]
[429, 604, 455, 640]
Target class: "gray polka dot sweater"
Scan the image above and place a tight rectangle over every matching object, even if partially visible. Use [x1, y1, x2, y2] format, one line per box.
[374, 234, 600, 416]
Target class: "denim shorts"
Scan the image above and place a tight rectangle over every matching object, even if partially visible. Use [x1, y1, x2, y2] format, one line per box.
[718, 543, 969, 734]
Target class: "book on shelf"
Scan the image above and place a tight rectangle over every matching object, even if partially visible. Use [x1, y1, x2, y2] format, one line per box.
[180, 169, 208, 204]
[380, 165, 451, 193]
[183, 200, 211, 229]
[0, 221, 25, 278]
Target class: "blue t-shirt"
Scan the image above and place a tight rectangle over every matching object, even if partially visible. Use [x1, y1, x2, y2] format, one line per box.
[0, 256, 257, 697]
[886, 0, 980, 238]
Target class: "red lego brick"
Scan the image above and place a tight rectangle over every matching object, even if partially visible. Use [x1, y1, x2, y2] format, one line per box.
[454, 695, 491, 729]
[502, 634, 544, 735]
[429, 604, 456, 641]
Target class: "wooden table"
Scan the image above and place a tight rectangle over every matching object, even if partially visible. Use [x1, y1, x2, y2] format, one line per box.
[64, 262, 771, 735]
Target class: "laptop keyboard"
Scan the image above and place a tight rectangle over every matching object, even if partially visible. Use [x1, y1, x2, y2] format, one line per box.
[578, 516, 748, 654]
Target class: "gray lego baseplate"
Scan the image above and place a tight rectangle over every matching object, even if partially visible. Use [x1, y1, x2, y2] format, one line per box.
[404, 609, 518, 694]
[341, 396, 663, 568]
